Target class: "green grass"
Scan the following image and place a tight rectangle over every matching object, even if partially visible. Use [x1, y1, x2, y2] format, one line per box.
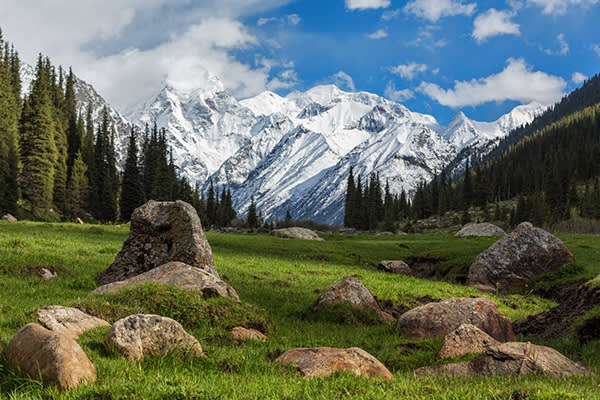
[0, 221, 599, 399]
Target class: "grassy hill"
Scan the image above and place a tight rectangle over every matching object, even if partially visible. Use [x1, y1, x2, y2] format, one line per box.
[0, 221, 599, 399]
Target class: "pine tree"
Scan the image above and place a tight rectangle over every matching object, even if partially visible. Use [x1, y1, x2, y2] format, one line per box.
[19, 55, 58, 211]
[66, 151, 88, 218]
[462, 159, 473, 209]
[120, 128, 144, 221]
[206, 180, 216, 227]
[284, 209, 292, 227]
[343, 167, 356, 227]
[247, 197, 258, 229]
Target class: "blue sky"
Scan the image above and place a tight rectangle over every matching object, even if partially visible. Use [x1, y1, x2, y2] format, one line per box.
[1, 0, 599, 124]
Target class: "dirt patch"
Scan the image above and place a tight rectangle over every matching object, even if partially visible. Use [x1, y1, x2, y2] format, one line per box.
[377, 295, 441, 319]
[513, 280, 600, 341]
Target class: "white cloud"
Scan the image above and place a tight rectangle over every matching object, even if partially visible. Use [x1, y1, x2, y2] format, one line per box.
[409, 25, 448, 50]
[384, 82, 415, 102]
[0, 0, 292, 110]
[404, 0, 477, 22]
[345, 0, 391, 10]
[257, 17, 277, 26]
[286, 14, 301, 25]
[389, 63, 428, 79]
[542, 34, 569, 55]
[593, 44, 600, 56]
[381, 9, 401, 20]
[258, 13, 300, 26]
[572, 72, 587, 84]
[267, 69, 299, 90]
[419, 58, 566, 107]
[527, 0, 599, 15]
[331, 71, 356, 91]
[472, 9, 520, 42]
[367, 29, 388, 39]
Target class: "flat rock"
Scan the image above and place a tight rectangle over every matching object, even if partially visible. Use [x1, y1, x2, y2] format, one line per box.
[91, 261, 239, 300]
[455, 223, 506, 238]
[108, 314, 204, 361]
[416, 342, 591, 378]
[467, 222, 573, 292]
[1, 213, 17, 222]
[397, 297, 515, 342]
[6, 324, 96, 389]
[97, 200, 216, 285]
[378, 260, 412, 275]
[437, 324, 501, 361]
[270, 227, 324, 241]
[276, 347, 392, 380]
[313, 277, 394, 322]
[231, 327, 267, 341]
[37, 306, 110, 339]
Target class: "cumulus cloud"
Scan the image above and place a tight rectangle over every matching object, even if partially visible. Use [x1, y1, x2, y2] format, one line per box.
[267, 69, 299, 90]
[331, 71, 356, 91]
[473, 9, 520, 42]
[345, 0, 391, 10]
[384, 82, 414, 102]
[527, 0, 599, 15]
[404, 0, 477, 22]
[367, 29, 388, 39]
[572, 72, 587, 84]
[419, 58, 566, 107]
[389, 63, 428, 80]
[0, 0, 292, 110]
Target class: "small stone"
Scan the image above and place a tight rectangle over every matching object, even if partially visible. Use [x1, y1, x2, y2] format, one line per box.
[39, 268, 58, 280]
[37, 306, 110, 339]
[231, 327, 267, 341]
[276, 347, 392, 379]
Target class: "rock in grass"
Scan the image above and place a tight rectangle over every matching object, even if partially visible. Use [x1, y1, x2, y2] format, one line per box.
[397, 297, 515, 342]
[436, 324, 500, 361]
[37, 306, 110, 339]
[6, 324, 96, 389]
[416, 342, 591, 378]
[231, 327, 267, 341]
[91, 261, 239, 301]
[97, 200, 217, 285]
[455, 223, 506, 238]
[378, 260, 412, 275]
[313, 277, 394, 322]
[467, 222, 573, 292]
[270, 227, 324, 241]
[276, 347, 393, 379]
[108, 314, 204, 362]
[1, 213, 17, 222]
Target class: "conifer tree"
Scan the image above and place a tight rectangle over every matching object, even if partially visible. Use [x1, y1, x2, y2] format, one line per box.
[247, 196, 258, 229]
[120, 128, 144, 221]
[343, 167, 356, 227]
[66, 151, 88, 218]
[19, 55, 58, 210]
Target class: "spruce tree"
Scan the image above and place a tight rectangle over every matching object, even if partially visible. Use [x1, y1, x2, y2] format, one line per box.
[343, 167, 356, 227]
[66, 151, 88, 218]
[247, 197, 258, 229]
[120, 128, 144, 221]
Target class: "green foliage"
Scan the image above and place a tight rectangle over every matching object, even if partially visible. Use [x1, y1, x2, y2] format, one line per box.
[66, 151, 89, 218]
[119, 128, 144, 221]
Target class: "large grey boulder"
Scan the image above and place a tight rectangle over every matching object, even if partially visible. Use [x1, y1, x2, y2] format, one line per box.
[276, 347, 393, 379]
[270, 227, 324, 241]
[108, 314, 204, 361]
[97, 200, 217, 285]
[313, 277, 394, 322]
[6, 324, 96, 389]
[397, 297, 515, 342]
[467, 222, 573, 292]
[37, 306, 110, 339]
[91, 261, 239, 300]
[455, 223, 505, 238]
[416, 342, 591, 378]
[378, 260, 412, 275]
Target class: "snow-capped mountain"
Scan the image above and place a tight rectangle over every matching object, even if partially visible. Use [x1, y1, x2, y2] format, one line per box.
[20, 62, 546, 224]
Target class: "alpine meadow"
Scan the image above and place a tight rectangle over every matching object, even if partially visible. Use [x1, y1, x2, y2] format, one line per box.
[1, 1, 600, 399]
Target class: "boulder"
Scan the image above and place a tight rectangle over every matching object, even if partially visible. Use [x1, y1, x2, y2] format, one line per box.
[276, 347, 392, 380]
[1, 213, 17, 222]
[339, 228, 361, 236]
[416, 342, 591, 378]
[91, 261, 239, 300]
[39, 267, 58, 280]
[231, 327, 267, 341]
[455, 223, 506, 238]
[6, 324, 96, 389]
[97, 200, 217, 285]
[313, 277, 394, 322]
[437, 324, 500, 361]
[397, 297, 515, 342]
[378, 260, 412, 275]
[467, 222, 573, 292]
[108, 314, 204, 361]
[270, 227, 324, 241]
[37, 306, 110, 339]
[75, 217, 84, 224]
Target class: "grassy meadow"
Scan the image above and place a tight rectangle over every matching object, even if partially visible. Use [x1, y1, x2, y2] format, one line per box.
[0, 221, 599, 399]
